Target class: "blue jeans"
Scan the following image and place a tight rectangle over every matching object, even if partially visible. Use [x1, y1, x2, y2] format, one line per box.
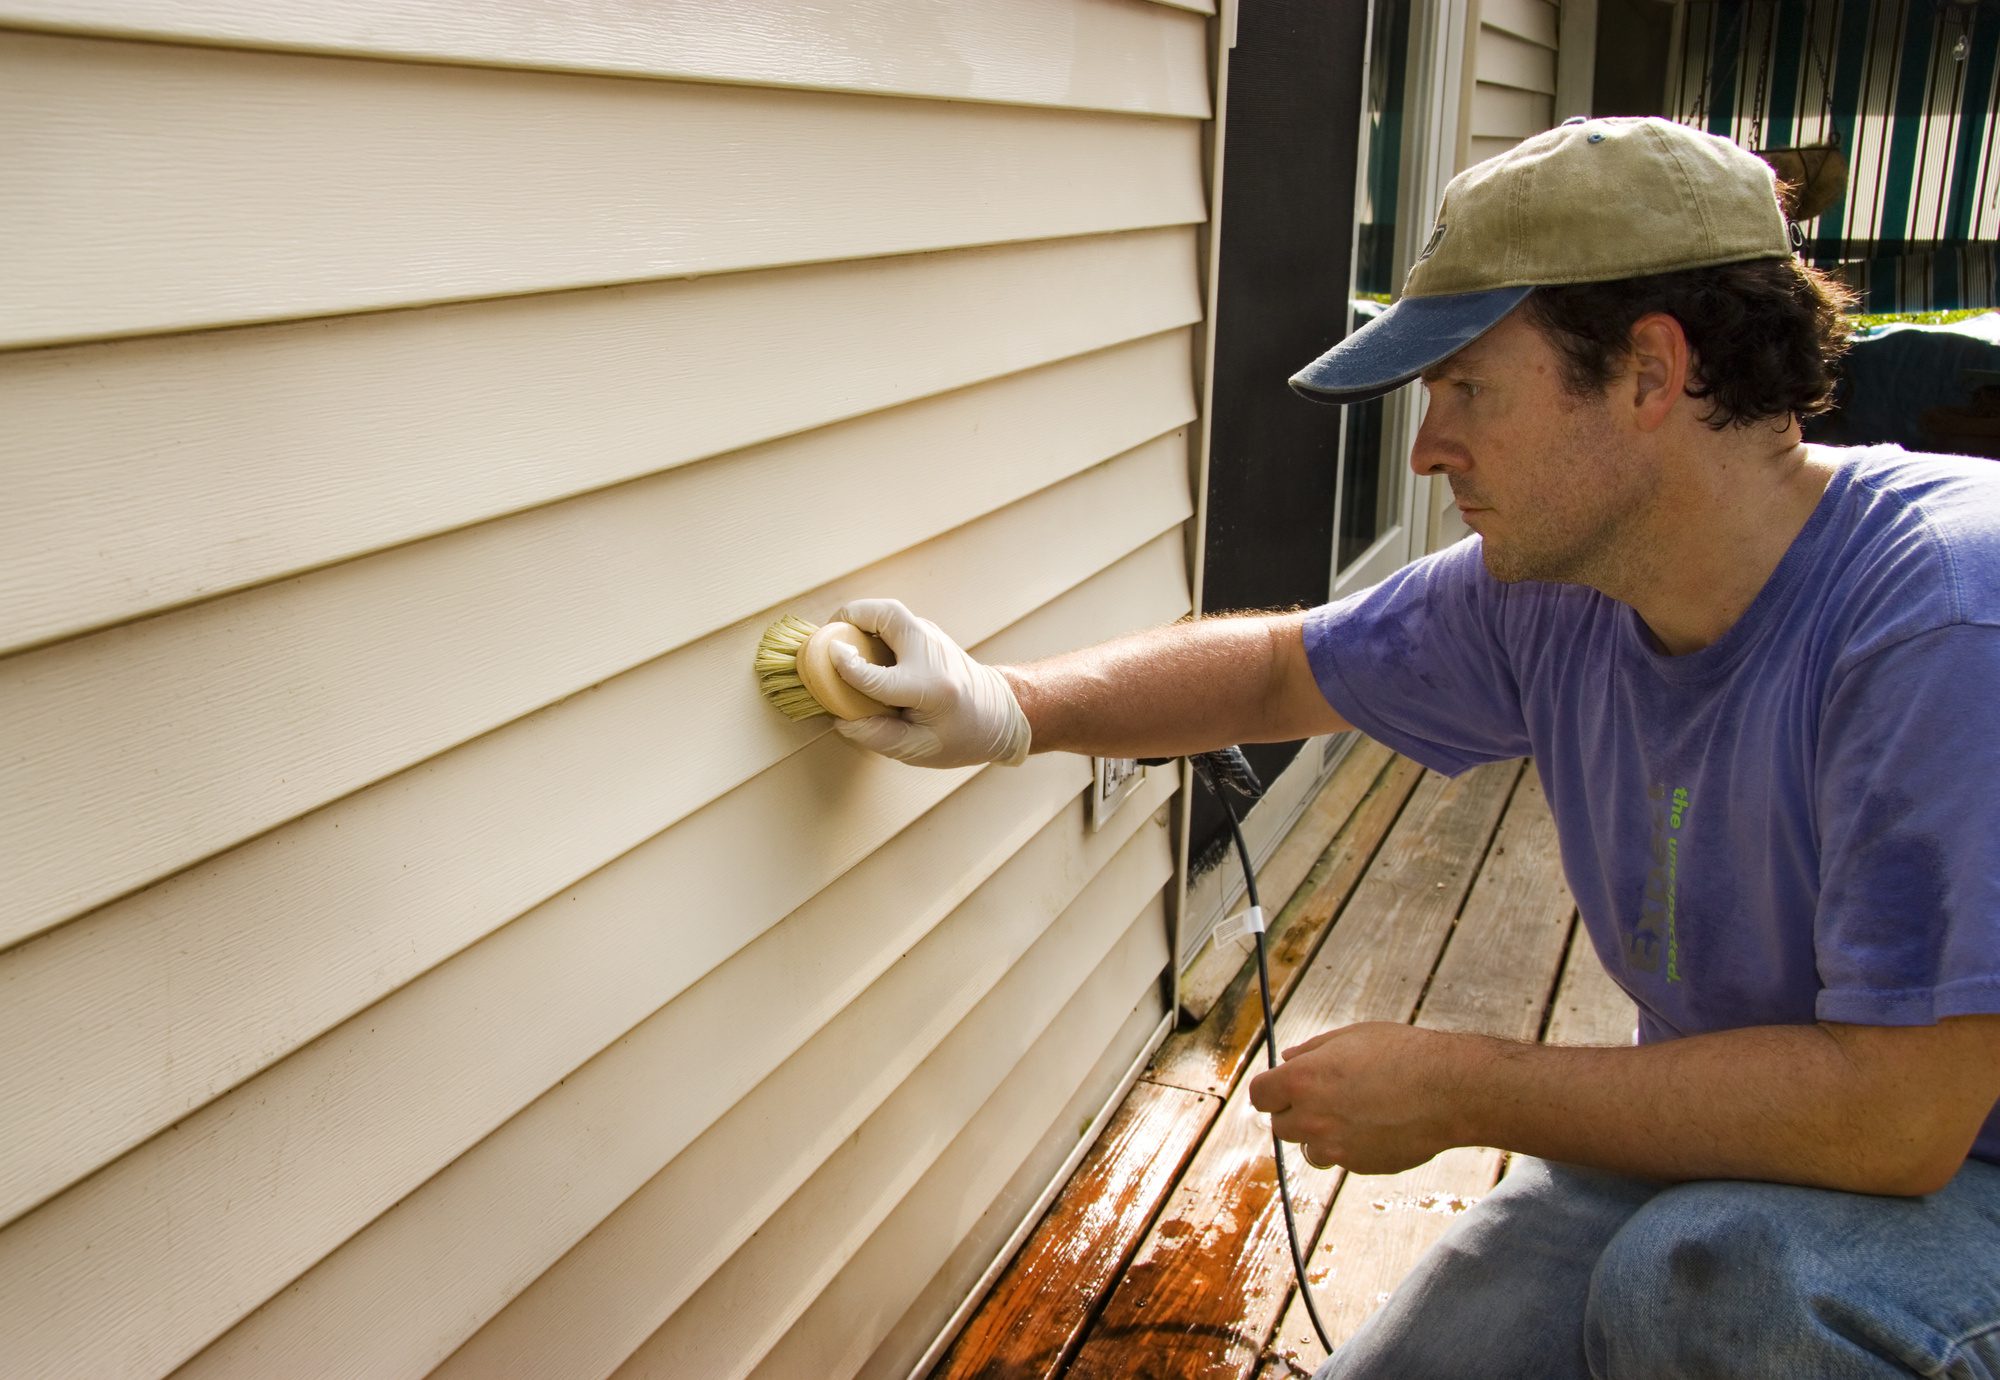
[1314, 1156, 2000, 1379]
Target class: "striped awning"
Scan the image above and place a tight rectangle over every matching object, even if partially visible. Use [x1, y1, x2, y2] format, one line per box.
[1667, 0, 1999, 310]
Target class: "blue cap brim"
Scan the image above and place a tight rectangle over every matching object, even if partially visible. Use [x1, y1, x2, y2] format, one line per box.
[1288, 286, 1533, 405]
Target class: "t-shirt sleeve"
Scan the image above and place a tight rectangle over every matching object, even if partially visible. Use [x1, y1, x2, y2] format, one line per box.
[1302, 539, 1531, 777]
[1814, 623, 2000, 1026]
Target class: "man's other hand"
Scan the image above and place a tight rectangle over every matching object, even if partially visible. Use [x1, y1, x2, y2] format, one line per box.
[1249, 1023, 1468, 1176]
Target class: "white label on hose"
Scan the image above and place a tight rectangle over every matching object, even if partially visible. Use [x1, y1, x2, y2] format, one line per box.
[1214, 905, 1266, 946]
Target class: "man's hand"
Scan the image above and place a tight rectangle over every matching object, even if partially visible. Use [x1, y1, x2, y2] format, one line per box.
[827, 598, 1032, 768]
[1248, 1014, 2000, 1194]
[1249, 1023, 1468, 1175]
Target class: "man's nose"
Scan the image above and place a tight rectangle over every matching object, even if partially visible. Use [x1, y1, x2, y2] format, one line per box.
[1409, 407, 1466, 477]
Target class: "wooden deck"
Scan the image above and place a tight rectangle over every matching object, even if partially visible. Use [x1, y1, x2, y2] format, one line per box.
[929, 742, 1636, 1380]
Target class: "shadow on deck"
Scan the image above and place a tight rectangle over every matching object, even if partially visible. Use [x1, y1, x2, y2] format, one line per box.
[929, 742, 1635, 1380]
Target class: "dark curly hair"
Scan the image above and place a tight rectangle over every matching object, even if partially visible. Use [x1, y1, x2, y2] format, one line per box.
[1521, 257, 1857, 430]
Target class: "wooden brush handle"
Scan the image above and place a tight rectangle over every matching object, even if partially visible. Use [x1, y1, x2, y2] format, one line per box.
[798, 621, 895, 720]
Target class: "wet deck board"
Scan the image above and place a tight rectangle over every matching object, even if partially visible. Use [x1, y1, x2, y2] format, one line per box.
[1064, 761, 1524, 1379]
[930, 1078, 1219, 1380]
[929, 747, 1420, 1380]
[932, 758, 1635, 1380]
[1260, 1144, 1503, 1378]
[1262, 770, 1579, 1374]
[1067, 1059, 1340, 1379]
[1149, 749, 1426, 1099]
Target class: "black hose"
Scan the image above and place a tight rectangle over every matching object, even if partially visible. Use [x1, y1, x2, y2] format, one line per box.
[1182, 751, 1338, 1356]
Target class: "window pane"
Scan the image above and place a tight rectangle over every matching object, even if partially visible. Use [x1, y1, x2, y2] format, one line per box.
[1338, 0, 1412, 571]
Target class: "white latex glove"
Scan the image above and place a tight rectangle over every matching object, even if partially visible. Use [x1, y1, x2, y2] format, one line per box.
[828, 598, 1032, 768]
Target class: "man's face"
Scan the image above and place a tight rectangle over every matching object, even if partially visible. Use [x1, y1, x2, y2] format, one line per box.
[1412, 309, 1658, 587]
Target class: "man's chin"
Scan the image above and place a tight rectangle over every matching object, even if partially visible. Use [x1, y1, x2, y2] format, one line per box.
[1477, 539, 1532, 584]
[1478, 538, 1577, 587]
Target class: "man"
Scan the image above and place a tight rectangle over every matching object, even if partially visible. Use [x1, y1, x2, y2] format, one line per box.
[828, 118, 2000, 1377]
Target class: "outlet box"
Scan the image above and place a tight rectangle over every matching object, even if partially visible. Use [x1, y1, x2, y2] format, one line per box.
[1089, 757, 1146, 832]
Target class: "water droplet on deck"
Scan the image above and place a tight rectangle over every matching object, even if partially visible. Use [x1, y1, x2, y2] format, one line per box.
[1370, 1189, 1481, 1216]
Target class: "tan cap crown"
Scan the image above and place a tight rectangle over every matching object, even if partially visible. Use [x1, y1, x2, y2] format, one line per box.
[1405, 116, 1792, 298]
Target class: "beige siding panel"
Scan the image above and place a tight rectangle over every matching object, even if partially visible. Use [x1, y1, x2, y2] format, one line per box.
[1146, 0, 1216, 12]
[1480, 0, 1559, 49]
[0, 0, 1211, 116]
[1, 32, 1206, 348]
[1477, 26, 1558, 95]
[175, 535, 1191, 1379]
[0, 614, 1178, 1380]
[861, 987, 1168, 1378]
[0, 743, 963, 1378]
[0, 439, 1192, 1231]
[1471, 82, 1554, 141]
[1467, 134, 1524, 167]
[758, 928, 1170, 1380]
[1, 228, 1201, 654]
[465, 820, 1174, 1380]
[0, 331, 1195, 951]
[182, 757, 1089, 1380]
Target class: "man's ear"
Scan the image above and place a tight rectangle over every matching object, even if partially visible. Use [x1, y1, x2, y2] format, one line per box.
[1626, 313, 1691, 433]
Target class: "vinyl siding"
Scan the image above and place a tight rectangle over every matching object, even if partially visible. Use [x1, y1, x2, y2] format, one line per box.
[739, 913, 1172, 1380]
[0, 229, 1200, 656]
[856, 985, 1172, 1377]
[0, 0, 1212, 115]
[0, 7, 1207, 1377]
[1465, 0, 1560, 167]
[1, 31, 1202, 349]
[2, 335, 1195, 949]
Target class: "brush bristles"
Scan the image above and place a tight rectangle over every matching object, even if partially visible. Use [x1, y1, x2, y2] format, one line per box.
[756, 614, 832, 720]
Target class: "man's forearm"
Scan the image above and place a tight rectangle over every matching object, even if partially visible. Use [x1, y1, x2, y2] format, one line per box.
[1448, 1022, 1985, 1196]
[998, 611, 1348, 760]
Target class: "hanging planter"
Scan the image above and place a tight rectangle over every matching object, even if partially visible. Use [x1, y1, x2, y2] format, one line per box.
[1756, 140, 1848, 222]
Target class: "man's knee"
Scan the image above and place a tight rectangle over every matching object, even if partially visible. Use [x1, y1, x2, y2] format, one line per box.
[1320, 1161, 1658, 1380]
[1576, 1176, 1800, 1368]
[1583, 1180, 1927, 1378]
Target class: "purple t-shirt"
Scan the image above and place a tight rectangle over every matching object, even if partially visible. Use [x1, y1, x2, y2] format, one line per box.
[1304, 446, 2000, 1165]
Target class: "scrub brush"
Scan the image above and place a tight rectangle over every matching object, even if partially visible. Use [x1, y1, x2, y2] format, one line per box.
[755, 614, 897, 721]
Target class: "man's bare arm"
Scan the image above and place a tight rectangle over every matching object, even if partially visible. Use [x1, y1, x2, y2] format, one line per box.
[1251, 1013, 2000, 1196]
[998, 611, 1352, 760]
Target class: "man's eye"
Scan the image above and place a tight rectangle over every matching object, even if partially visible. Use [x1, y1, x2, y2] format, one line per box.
[1457, 381, 1483, 399]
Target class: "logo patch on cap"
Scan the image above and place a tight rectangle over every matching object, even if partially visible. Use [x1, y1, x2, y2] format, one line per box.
[1419, 220, 1447, 260]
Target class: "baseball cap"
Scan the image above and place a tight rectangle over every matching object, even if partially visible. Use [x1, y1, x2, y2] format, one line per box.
[1290, 116, 1794, 405]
